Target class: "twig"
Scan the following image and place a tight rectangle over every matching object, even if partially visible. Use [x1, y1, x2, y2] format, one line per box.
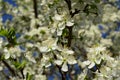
[71, 9, 81, 17]
[56, 65, 66, 80]
[64, 0, 74, 47]
[2, 60, 16, 77]
[20, 68, 25, 79]
[33, 0, 38, 18]
[65, 0, 72, 15]
[67, 26, 73, 47]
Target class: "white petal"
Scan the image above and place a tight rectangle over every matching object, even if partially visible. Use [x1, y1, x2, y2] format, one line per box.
[68, 59, 77, 65]
[83, 60, 91, 65]
[45, 62, 51, 68]
[61, 62, 68, 72]
[51, 45, 58, 50]
[66, 50, 74, 54]
[88, 62, 95, 69]
[67, 57, 77, 64]
[4, 48, 8, 53]
[25, 52, 36, 63]
[26, 42, 34, 48]
[5, 53, 10, 59]
[54, 60, 63, 65]
[54, 14, 62, 21]
[35, 74, 47, 80]
[39, 47, 48, 52]
[57, 30, 62, 36]
[0, 38, 3, 44]
[58, 22, 65, 30]
[95, 59, 101, 64]
[0, 66, 3, 71]
[31, 58, 36, 63]
[66, 21, 74, 26]
[78, 29, 85, 35]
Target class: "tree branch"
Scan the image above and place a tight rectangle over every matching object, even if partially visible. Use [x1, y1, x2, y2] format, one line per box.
[1, 59, 22, 78]
[67, 26, 73, 47]
[71, 9, 81, 17]
[56, 65, 66, 80]
[33, 0, 38, 18]
[2, 60, 16, 77]
[64, 0, 73, 47]
[64, 0, 72, 15]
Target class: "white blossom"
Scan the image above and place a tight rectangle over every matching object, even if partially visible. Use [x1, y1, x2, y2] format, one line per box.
[61, 62, 68, 72]
[66, 21, 74, 27]
[4, 48, 10, 59]
[0, 0, 120, 80]
[54, 14, 62, 21]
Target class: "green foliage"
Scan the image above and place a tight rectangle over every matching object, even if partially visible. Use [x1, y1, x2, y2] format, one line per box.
[26, 73, 33, 80]
[94, 0, 100, 3]
[0, 27, 17, 45]
[13, 60, 26, 69]
[0, 28, 8, 36]
[7, 28, 16, 44]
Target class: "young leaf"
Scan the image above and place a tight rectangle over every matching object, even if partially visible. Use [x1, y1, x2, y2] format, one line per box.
[0, 28, 8, 36]
[26, 73, 33, 80]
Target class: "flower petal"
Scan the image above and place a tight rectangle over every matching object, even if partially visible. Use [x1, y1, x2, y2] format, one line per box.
[83, 60, 91, 66]
[5, 53, 10, 59]
[67, 56, 77, 64]
[54, 60, 63, 65]
[88, 62, 95, 69]
[39, 47, 48, 53]
[66, 50, 74, 54]
[54, 14, 62, 21]
[95, 59, 101, 64]
[61, 62, 68, 72]
[66, 21, 74, 26]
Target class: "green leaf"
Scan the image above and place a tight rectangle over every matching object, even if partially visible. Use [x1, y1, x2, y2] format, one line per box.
[17, 60, 26, 69]
[13, 60, 26, 69]
[0, 27, 17, 46]
[79, 0, 84, 3]
[94, 0, 100, 3]
[40, 30, 46, 35]
[62, 28, 68, 37]
[54, 0, 59, 3]
[26, 73, 33, 80]
[8, 28, 16, 37]
[89, 4, 97, 10]
[0, 28, 8, 36]
[49, 16, 54, 23]
[0, 55, 5, 60]
[7, 27, 17, 45]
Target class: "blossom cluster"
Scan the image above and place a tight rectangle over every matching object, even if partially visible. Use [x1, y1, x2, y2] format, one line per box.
[0, 0, 120, 80]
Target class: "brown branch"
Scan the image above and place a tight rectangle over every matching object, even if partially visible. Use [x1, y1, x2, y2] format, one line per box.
[2, 59, 22, 78]
[56, 65, 66, 80]
[64, 0, 73, 47]
[71, 9, 81, 17]
[53, 52, 66, 80]
[67, 26, 73, 47]
[33, 0, 38, 18]
[2, 60, 16, 77]
[65, 0, 72, 15]
[64, 1, 90, 47]
[20, 68, 25, 79]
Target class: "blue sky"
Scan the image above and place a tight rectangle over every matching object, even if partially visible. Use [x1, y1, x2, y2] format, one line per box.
[3, 0, 17, 7]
